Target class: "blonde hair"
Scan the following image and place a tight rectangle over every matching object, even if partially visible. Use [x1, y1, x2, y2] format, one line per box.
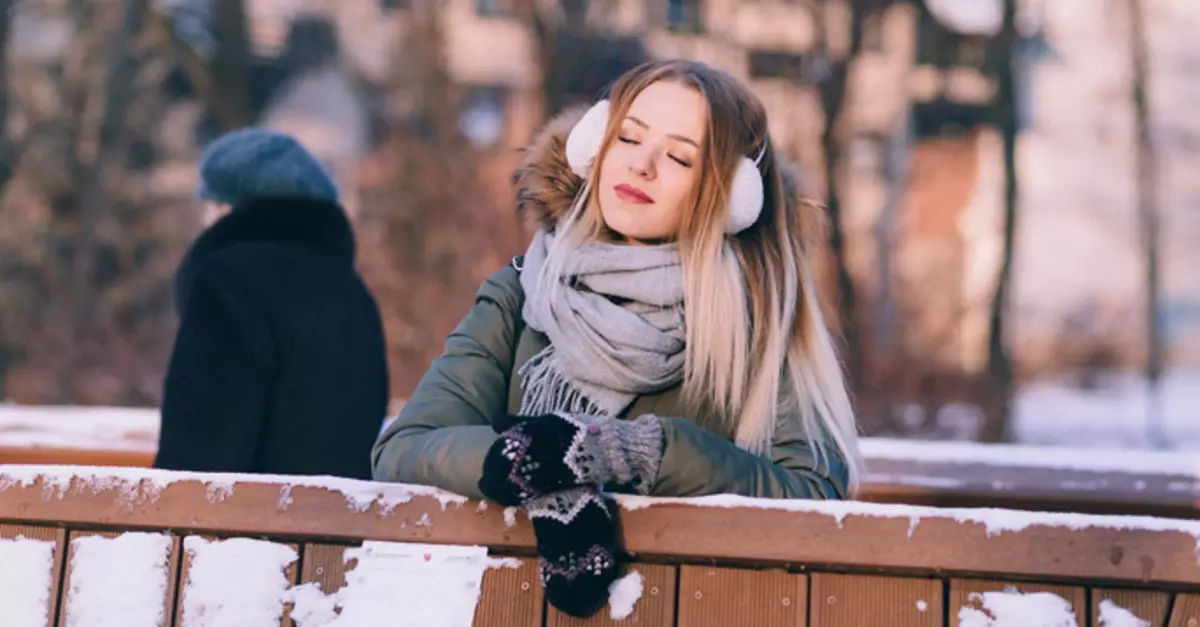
[536, 60, 863, 493]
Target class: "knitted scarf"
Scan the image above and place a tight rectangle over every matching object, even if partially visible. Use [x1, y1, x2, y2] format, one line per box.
[518, 228, 686, 417]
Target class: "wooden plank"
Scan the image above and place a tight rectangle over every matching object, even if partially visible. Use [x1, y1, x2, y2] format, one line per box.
[299, 543, 355, 596]
[176, 535, 300, 627]
[0, 523, 66, 627]
[546, 563, 676, 627]
[949, 579, 1086, 627]
[4, 471, 1200, 587]
[1090, 588, 1170, 627]
[58, 530, 179, 627]
[474, 557, 544, 627]
[809, 573, 940, 626]
[0, 446, 153, 468]
[676, 565, 806, 627]
[1168, 594, 1200, 627]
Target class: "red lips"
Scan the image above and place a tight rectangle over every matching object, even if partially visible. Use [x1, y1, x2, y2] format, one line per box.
[614, 184, 654, 204]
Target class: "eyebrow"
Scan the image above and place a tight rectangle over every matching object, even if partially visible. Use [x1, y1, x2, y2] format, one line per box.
[625, 116, 700, 148]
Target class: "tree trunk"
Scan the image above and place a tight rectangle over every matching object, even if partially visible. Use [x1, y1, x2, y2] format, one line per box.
[0, 0, 18, 194]
[210, 0, 254, 128]
[69, 0, 148, 392]
[1128, 0, 1165, 448]
[981, 0, 1020, 443]
[817, 0, 867, 387]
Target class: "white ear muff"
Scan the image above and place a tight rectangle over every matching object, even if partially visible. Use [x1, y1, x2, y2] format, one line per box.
[565, 100, 611, 178]
[725, 143, 768, 234]
[567, 98, 766, 235]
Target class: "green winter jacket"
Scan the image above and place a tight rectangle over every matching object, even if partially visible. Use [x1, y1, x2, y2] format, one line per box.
[371, 262, 848, 501]
[370, 104, 849, 502]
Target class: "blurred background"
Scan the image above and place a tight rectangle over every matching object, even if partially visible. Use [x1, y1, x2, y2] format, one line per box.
[0, 0, 1195, 458]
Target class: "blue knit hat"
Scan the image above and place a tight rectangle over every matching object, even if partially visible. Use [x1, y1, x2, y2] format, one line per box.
[195, 128, 340, 207]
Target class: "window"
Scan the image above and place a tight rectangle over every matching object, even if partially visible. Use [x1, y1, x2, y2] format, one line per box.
[748, 50, 805, 80]
[459, 86, 508, 149]
[666, 0, 703, 33]
[476, 0, 514, 17]
[862, 12, 885, 53]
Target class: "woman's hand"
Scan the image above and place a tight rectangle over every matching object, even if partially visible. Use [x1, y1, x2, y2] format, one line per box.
[477, 412, 664, 506]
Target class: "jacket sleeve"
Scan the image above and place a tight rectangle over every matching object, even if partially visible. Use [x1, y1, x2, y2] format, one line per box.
[155, 261, 275, 472]
[648, 407, 850, 501]
[371, 265, 522, 500]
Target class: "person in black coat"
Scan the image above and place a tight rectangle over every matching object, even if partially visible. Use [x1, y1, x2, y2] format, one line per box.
[154, 128, 389, 480]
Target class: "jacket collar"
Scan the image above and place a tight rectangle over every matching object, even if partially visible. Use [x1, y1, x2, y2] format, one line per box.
[173, 196, 356, 311]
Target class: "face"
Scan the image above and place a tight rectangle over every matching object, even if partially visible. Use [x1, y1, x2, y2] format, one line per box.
[597, 80, 707, 244]
[201, 200, 232, 227]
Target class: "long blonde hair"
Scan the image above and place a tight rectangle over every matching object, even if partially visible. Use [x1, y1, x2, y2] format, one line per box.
[535, 60, 863, 493]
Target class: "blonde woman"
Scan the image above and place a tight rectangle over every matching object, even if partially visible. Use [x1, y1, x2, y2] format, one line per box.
[372, 59, 861, 617]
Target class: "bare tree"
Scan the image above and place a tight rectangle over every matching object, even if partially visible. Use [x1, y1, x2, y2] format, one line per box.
[981, 0, 1020, 442]
[355, 3, 523, 396]
[68, 0, 150, 392]
[0, 0, 186, 404]
[1127, 0, 1165, 448]
[814, 0, 868, 386]
[150, 0, 254, 130]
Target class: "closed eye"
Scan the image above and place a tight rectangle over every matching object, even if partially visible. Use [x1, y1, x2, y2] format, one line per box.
[617, 136, 640, 145]
[669, 155, 692, 168]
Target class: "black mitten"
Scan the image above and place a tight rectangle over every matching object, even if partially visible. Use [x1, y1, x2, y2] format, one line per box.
[478, 412, 664, 506]
[526, 486, 620, 618]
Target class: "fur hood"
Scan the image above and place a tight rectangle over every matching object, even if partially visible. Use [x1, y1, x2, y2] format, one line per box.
[510, 104, 823, 249]
[512, 104, 592, 232]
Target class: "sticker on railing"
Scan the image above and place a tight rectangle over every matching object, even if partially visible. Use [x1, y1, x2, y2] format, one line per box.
[285, 541, 519, 627]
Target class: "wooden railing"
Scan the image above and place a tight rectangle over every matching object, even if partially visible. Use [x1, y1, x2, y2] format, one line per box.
[3, 434, 1195, 520]
[1, 465, 1198, 626]
[3, 405, 1197, 519]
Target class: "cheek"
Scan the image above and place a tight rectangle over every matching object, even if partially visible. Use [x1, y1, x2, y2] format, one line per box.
[661, 170, 696, 220]
[596, 149, 624, 188]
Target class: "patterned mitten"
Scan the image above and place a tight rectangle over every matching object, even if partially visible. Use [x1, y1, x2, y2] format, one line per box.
[526, 486, 620, 618]
[478, 412, 664, 506]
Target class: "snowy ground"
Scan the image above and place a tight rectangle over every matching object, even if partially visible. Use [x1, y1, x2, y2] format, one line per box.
[0, 369, 1196, 461]
[1012, 368, 1200, 451]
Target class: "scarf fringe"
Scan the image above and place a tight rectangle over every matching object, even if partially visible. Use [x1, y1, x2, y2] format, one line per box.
[518, 344, 606, 417]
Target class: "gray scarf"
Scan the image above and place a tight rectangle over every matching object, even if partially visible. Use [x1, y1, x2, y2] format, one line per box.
[518, 228, 686, 417]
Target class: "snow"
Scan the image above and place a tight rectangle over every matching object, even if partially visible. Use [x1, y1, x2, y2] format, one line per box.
[607, 570, 644, 620]
[1012, 370, 1200, 452]
[64, 532, 174, 627]
[1097, 599, 1151, 627]
[0, 464, 467, 513]
[285, 541, 518, 626]
[916, 600, 928, 612]
[613, 492, 1200, 560]
[0, 536, 56, 627]
[923, 0, 1002, 36]
[862, 437, 1200, 478]
[0, 403, 158, 452]
[180, 537, 298, 627]
[957, 588, 1078, 627]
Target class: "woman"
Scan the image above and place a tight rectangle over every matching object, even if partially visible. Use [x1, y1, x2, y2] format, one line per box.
[372, 59, 861, 617]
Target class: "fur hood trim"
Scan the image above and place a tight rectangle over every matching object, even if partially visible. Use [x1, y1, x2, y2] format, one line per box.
[513, 104, 591, 232]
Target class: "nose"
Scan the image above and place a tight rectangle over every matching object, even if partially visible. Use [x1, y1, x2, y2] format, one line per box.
[628, 145, 655, 180]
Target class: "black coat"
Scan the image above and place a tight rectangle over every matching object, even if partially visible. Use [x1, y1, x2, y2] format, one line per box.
[155, 197, 389, 480]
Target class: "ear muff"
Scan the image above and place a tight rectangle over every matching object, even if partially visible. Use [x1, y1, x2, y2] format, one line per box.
[564, 100, 611, 178]
[564, 99, 766, 235]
